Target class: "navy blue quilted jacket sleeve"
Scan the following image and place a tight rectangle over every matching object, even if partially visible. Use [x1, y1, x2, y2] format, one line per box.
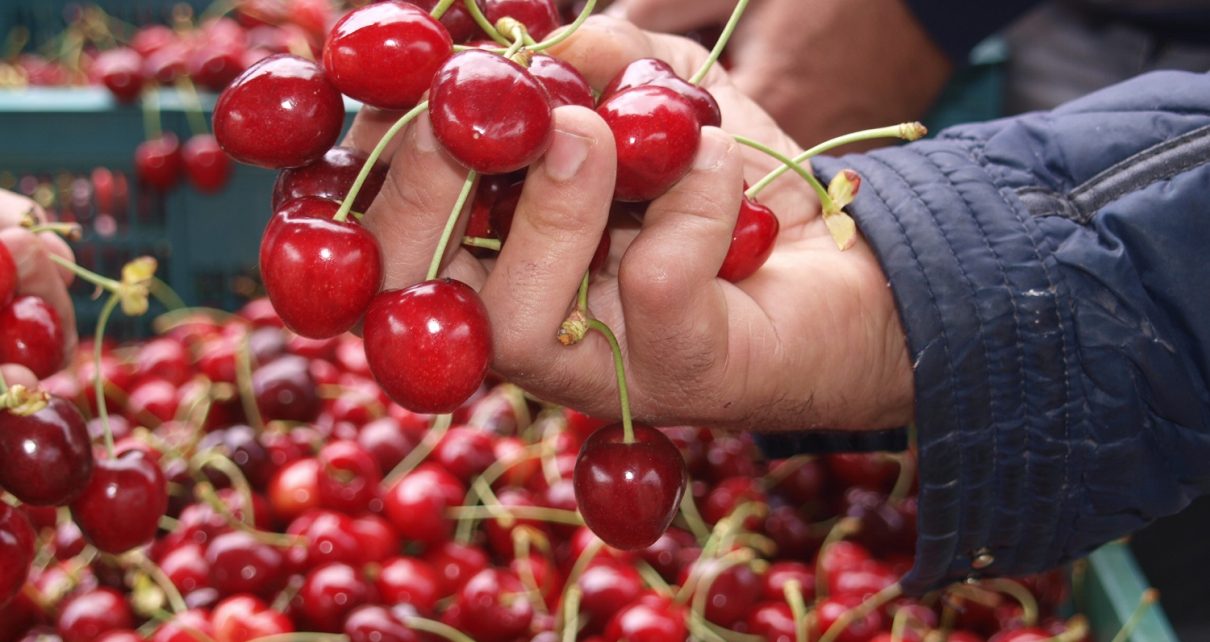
[811, 70, 1210, 593]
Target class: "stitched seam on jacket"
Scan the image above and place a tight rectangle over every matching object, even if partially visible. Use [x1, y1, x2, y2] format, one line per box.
[977, 144, 1077, 567]
[923, 150, 1035, 566]
[862, 154, 961, 586]
[1069, 123, 1210, 217]
[868, 153, 996, 561]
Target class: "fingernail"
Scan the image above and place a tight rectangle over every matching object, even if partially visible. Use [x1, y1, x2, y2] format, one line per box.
[545, 128, 594, 182]
[414, 114, 438, 152]
[694, 130, 732, 171]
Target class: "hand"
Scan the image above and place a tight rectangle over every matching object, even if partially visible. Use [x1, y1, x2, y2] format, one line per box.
[606, 0, 953, 149]
[0, 189, 78, 386]
[347, 16, 913, 431]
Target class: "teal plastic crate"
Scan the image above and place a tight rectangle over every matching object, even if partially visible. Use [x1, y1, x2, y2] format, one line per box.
[1083, 542, 1179, 642]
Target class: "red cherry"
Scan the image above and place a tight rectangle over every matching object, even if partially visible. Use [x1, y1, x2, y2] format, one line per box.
[133, 336, 192, 386]
[363, 279, 492, 414]
[684, 556, 762, 627]
[429, 49, 554, 174]
[135, 134, 184, 190]
[747, 602, 797, 642]
[344, 605, 420, 642]
[316, 440, 382, 513]
[989, 628, 1053, 642]
[0, 504, 35, 607]
[432, 426, 496, 484]
[762, 560, 816, 603]
[402, 0, 479, 42]
[253, 355, 321, 422]
[603, 595, 687, 642]
[182, 134, 233, 193]
[483, 0, 562, 40]
[272, 147, 389, 212]
[213, 53, 345, 168]
[324, 2, 452, 109]
[131, 25, 177, 57]
[0, 243, 15, 306]
[0, 295, 65, 378]
[814, 594, 885, 642]
[827, 452, 902, 493]
[718, 195, 779, 282]
[70, 451, 168, 554]
[526, 54, 594, 108]
[573, 423, 688, 550]
[212, 594, 294, 642]
[158, 543, 210, 596]
[260, 198, 383, 339]
[205, 530, 288, 598]
[189, 43, 248, 93]
[357, 416, 420, 473]
[269, 456, 322, 521]
[93, 47, 146, 103]
[422, 540, 489, 596]
[577, 559, 643, 630]
[0, 393, 93, 506]
[600, 57, 722, 128]
[453, 568, 534, 642]
[295, 562, 375, 632]
[377, 556, 442, 616]
[144, 41, 190, 85]
[152, 609, 216, 642]
[597, 85, 701, 202]
[382, 462, 465, 549]
[56, 587, 134, 642]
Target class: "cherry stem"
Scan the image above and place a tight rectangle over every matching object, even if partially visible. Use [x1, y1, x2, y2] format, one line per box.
[383, 413, 451, 486]
[817, 582, 904, 642]
[240, 635, 348, 642]
[688, 0, 749, 85]
[576, 270, 590, 314]
[530, 0, 598, 52]
[234, 329, 265, 432]
[584, 319, 633, 443]
[560, 586, 581, 642]
[447, 504, 584, 525]
[94, 293, 121, 459]
[464, 0, 509, 45]
[0, 367, 9, 396]
[977, 578, 1039, 627]
[557, 535, 604, 633]
[690, 547, 755, 623]
[429, 0, 456, 20]
[141, 85, 163, 142]
[1110, 593, 1157, 642]
[48, 253, 122, 293]
[130, 550, 188, 614]
[783, 579, 809, 642]
[334, 100, 429, 223]
[25, 221, 83, 241]
[511, 528, 550, 615]
[733, 135, 833, 211]
[746, 122, 927, 199]
[401, 616, 477, 642]
[174, 75, 209, 137]
[888, 450, 916, 505]
[678, 491, 712, 543]
[815, 516, 861, 599]
[454, 443, 546, 542]
[462, 236, 502, 251]
[426, 170, 477, 280]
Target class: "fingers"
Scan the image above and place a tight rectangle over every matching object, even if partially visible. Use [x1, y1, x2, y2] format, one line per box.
[0, 364, 39, 389]
[479, 106, 617, 392]
[546, 15, 713, 90]
[342, 106, 413, 161]
[606, 0, 738, 38]
[616, 127, 743, 403]
[0, 228, 78, 369]
[361, 112, 482, 289]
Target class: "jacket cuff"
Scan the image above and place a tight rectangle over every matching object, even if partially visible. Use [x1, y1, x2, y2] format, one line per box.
[813, 141, 1082, 594]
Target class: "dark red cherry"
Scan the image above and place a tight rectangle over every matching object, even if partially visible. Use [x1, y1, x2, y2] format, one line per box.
[324, 2, 452, 109]
[272, 147, 389, 212]
[381, 462, 465, 549]
[212, 594, 294, 642]
[151, 609, 215, 642]
[600, 57, 722, 128]
[0, 295, 65, 378]
[573, 423, 688, 550]
[597, 85, 701, 202]
[429, 49, 554, 174]
[56, 587, 134, 642]
[577, 559, 643, 629]
[0, 243, 16, 306]
[70, 451, 168, 554]
[182, 134, 233, 193]
[316, 439, 382, 513]
[528, 54, 594, 108]
[213, 53, 345, 168]
[453, 568, 534, 642]
[718, 196, 779, 282]
[252, 355, 321, 423]
[483, 0, 562, 40]
[93, 47, 146, 103]
[0, 504, 35, 607]
[189, 43, 247, 93]
[403, 0, 478, 42]
[205, 530, 288, 598]
[747, 602, 797, 642]
[295, 562, 375, 632]
[432, 426, 496, 484]
[158, 543, 210, 596]
[603, 594, 687, 642]
[376, 556, 442, 616]
[0, 392, 93, 506]
[357, 416, 420, 473]
[363, 279, 492, 414]
[814, 594, 885, 642]
[422, 540, 489, 596]
[135, 133, 184, 190]
[260, 198, 383, 339]
[344, 605, 420, 642]
[144, 41, 190, 84]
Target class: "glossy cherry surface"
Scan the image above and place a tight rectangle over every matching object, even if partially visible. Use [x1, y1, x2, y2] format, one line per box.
[324, 1, 452, 109]
[0, 295, 65, 378]
[0, 504, 35, 607]
[316, 439, 382, 513]
[0, 243, 15, 306]
[603, 595, 687, 642]
[363, 279, 492, 414]
[135, 134, 184, 190]
[483, 0, 562, 40]
[429, 49, 553, 174]
[93, 47, 145, 102]
[0, 394, 93, 506]
[814, 594, 885, 642]
[528, 53, 595, 108]
[597, 85, 701, 202]
[205, 529, 288, 598]
[56, 587, 134, 642]
[272, 147, 389, 212]
[252, 354, 321, 423]
[601, 58, 722, 128]
[376, 556, 442, 616]
[260, 198, 383, 339]
[382, 462, 465, 548]
[70, 451, 168, 554]
[573, 423, 687, 550]
[213, 54, 345, 168]
[182, 133, 232, 193]
[719, 196, 779, 282]
[344, 605, 419, 642]
[295, 562, 374, 632]
[453, 568, 534, 642]
[212, 594, 294, 642]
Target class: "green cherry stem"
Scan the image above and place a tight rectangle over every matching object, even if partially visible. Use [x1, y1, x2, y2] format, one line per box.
[334, 100, 429, 223]
[733, 135, 833, 212]
[745, 122, 927, 199]
[401, 616, 477, 642]
[174, 75, 210, 137]
[817, 582, 903, 642]
[576, 270, 590, 314]
[783, 579, 809, 642]
[461, 236, 502, 251]
[0, 365, 9, 396]
[584, 319, 633, 443]
[688, 0, 750, 85]
[464, 0, 509, 45]
[93, 293, 121, 458]
[384, 413, 452, 486]
[48, 253, 122, 292]
[531, 0, 598, 52]
[129, 550, 188, 614]
[426, 170, 478, 280]
[141, 85, 163, 142]
[429, 0, 456, 20]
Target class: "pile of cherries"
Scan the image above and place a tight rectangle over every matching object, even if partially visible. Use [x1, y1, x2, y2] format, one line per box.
[1, 295, 1088, 642]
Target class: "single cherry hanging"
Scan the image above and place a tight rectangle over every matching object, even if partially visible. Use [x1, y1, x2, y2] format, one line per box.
[70, 450, 168, 554]
[597, 85, 702, 202]
[0, 390, 94, 506]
